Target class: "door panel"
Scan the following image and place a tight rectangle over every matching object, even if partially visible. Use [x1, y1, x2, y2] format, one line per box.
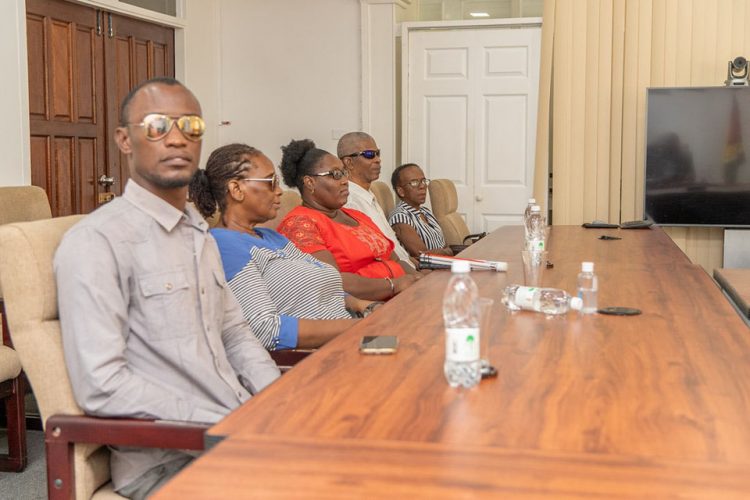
[26, 0, 105, 216]
[407, 25, 541, 233]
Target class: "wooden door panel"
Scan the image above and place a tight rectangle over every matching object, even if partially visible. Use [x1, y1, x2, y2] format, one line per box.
[26, 14, 47, 119]
[26, 0, 105, 216]
[74, 27, 97, 123]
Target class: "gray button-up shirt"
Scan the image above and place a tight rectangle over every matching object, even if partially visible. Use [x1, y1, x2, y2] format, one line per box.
[55, 180, 280, 490]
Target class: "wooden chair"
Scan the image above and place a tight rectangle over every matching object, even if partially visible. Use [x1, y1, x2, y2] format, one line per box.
[0, 185, 52, 472]
[270, 349, 314, 373]
[428, 179, 485, 249]
[0, 216, 206, 499]
[370, 181, 395, 218]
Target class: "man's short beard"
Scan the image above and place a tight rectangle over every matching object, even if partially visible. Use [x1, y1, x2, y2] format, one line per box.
[141, 170, 194, 189]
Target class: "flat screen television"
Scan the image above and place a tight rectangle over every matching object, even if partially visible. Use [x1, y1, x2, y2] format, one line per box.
[645, 86, 750, 227]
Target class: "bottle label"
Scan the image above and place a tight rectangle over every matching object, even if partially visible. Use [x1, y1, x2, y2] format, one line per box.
[445, 327, 479, 362]
[514, 287, 536, 310]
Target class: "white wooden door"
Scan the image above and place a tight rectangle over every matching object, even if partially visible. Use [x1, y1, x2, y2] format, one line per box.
[404, 22, 541, 232]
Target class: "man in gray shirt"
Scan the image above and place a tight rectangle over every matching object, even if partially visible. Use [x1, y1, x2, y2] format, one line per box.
[54, 77, 280, 499]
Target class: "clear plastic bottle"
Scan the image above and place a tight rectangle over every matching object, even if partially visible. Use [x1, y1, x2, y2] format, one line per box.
[443, 260, 481, 388]
[501, 285, 583, 315]
[525, 205, 545, 252]
[523, 198, 537, 239]
[576, 262, 598, 314]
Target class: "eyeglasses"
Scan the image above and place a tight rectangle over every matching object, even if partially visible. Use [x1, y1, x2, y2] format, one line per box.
[128, 114, 206, 142]
[308, 169, 350, 181]
[342, 149, 380, 160]
[239, 173, 280, 191]
[403, 178, 430, 188]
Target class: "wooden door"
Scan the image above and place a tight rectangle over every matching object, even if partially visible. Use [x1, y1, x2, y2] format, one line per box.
[26, 0, 105, 215]
[25, 0, 174, 216]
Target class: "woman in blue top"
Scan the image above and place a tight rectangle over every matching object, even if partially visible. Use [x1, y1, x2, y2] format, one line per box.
[189, 143, 376, 350]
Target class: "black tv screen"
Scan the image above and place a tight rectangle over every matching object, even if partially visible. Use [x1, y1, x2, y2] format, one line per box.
[645, 86, 750, 227]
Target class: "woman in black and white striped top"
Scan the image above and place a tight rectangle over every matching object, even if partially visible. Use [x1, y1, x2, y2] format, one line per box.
[388, 163, 453, 258]
[189, 143, 379, 351]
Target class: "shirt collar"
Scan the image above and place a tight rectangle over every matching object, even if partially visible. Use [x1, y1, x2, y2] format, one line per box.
[347, 181, 376, 203]
[122, 180, 208, 233]
[397, 199, 421, 214]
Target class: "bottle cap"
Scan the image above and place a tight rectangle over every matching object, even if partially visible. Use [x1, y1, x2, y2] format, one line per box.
[581, 262, 594, 272]
[528, 198, 536, 204]
[570, 296, 583, 310]
[451, 260, 471, 273]
[530, 205, 541, 213]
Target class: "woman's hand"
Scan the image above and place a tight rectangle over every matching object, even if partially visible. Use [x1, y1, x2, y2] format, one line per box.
[393, 272, 421, 294]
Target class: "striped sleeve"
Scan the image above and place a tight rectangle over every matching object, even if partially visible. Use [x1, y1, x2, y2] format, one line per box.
[227, 261, 297, 351]
[388, 204, 412, 226]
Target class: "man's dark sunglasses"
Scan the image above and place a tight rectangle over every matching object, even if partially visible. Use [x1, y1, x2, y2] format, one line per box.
[342, 149, 380, 160]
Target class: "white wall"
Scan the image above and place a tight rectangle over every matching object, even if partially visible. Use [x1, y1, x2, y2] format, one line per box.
[181, 0, 221, 168]
[0, 0, 31, 186]
[215, 0, 361, 166]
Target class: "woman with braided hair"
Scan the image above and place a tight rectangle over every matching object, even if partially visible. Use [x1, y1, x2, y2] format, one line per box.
[189, 143, 377, 351]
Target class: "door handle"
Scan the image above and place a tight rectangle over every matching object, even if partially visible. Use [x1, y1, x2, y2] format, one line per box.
[475, 194, 484, 202]
[98, 175, 116, 187]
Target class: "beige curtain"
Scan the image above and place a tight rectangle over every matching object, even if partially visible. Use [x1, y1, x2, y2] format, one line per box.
[534, 0, 750, 271]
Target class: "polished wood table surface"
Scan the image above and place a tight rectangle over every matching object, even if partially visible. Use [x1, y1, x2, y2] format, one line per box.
[714, 268, 750, 317]
[155, 226, 750, 498]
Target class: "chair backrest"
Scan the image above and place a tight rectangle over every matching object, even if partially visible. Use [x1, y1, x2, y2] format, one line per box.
[428, 179, 471, 246]
[259, 190, 302, 230]
[0, 186, 52, 298]
[0, 186, 52, 225]
[370, 181, 395, 218]
[0, 216, 110, 499]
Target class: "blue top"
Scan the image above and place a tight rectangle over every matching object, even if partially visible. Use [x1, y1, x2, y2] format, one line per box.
[211, 227, 349, 350]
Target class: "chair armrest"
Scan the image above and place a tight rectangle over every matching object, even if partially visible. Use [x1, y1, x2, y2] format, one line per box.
[270, 349, 314, 371]
[45, 414, 208, 500]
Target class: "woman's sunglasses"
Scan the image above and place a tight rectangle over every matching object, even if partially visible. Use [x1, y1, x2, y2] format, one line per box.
[342, 149, 380, 160]
[308, 169, 350, 181]
[129, 113, 206, 142]
[239, 173, 280, 191]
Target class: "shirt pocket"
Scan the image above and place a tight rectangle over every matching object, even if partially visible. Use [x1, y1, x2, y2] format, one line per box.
[138, 269, 193, 339]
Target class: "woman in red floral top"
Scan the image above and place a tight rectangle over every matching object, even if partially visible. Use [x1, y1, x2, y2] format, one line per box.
[278, 139, 420, 301]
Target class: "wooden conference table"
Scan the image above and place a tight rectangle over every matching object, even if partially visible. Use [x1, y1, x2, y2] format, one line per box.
[155, 226, 750, 498]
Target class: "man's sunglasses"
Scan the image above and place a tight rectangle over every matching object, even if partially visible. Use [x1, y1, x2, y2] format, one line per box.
[128, 113, 206, 142]
[342, 149, 380, 160]
[239, 173, 280, 191]
[308, 169, 350, 181]
[403, 178, 430, 188]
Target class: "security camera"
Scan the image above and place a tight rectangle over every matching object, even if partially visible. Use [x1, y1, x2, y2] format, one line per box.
[731, 56, 747, 71]
[725, 55, 749, 86]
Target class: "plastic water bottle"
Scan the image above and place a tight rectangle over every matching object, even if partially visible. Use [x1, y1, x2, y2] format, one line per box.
[443, 260, 481, 388]
[523, 198, 537, 235]
[576, 262, 598, 314]
[525, 205, 545, 251]
[501, 285, 583, 315]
